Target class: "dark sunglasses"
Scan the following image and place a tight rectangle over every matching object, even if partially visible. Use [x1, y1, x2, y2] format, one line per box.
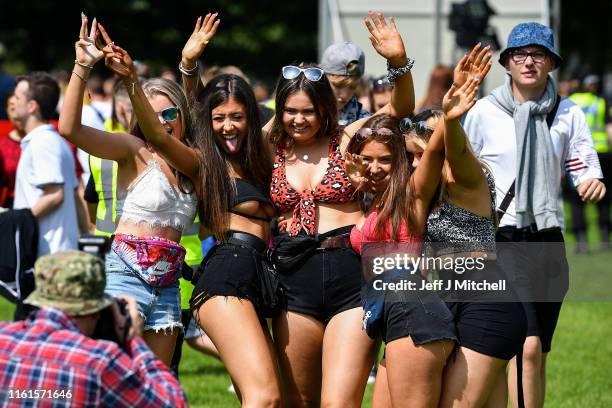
[158, 106, 179, 122]
[282, 65, 325, 81]
[355, 127, 395, 142]
[399, 117, 434, 134]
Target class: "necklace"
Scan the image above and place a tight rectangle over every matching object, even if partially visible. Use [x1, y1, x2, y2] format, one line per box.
[302, 154, 309, 161]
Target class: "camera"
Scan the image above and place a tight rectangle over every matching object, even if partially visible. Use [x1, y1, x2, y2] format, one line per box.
[78, 234, 110, 260]
[92, 298, 131, 347]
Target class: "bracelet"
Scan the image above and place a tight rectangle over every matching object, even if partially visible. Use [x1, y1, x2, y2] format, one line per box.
[71, 70, 87, 82]
[179, 61, 199, 77]
[74, 60, 94, 70]
[386, 58, 415, 85]
[127, 80, 138, 96]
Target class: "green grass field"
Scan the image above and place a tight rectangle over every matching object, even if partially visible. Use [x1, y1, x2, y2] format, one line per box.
[1, 203, 611, 407]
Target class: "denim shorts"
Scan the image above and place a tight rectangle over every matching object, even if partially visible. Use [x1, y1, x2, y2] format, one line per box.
[105, 249, 183, 333]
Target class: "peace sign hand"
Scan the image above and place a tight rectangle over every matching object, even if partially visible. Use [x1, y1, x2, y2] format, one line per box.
[442, 77, 480, 121]
[182, 13, 221, 65]
[96, 25, 136, 79]
[364, 12, 407, 65]
[75, 13, 103, 67]
[453, 43, 493, 88]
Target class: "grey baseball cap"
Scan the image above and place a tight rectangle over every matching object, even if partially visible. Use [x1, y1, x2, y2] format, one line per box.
[320, 42, 365, 77]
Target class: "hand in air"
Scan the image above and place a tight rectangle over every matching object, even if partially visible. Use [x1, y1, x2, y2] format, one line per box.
[96, 24, 136, 79]
[363, 11, 406, 64]
[345, 152, 371, 192]
[182, 13, 221, 65]
[453, 43, 493, 88]
[442, 77, 479, 121]
[75, 13, 104, 67]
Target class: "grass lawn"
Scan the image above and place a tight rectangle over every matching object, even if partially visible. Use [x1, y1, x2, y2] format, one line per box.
[1, 204, 611, 406]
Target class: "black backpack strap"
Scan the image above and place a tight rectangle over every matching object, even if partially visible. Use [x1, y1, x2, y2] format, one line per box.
[496, 95, 561, 222]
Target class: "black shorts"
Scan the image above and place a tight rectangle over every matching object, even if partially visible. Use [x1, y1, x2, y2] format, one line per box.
[277, 227, 362, 323]
[496, 226, 568, 353]
[190, 232, 265, 315]
[365, 271, 457, 345]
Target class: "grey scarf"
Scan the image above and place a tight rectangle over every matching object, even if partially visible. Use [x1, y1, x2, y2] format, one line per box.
[487, 74, 560, 230]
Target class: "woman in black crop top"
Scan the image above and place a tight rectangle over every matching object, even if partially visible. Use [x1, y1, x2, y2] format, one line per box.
[172, 17, 283, 405]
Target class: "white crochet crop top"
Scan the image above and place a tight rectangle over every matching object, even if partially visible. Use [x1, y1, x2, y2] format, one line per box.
[116, 160, 197, 232]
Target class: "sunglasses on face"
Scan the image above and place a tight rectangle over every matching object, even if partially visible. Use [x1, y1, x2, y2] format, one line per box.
[282, 65, 325, 81]
[355, 127, 395, 142]
[399, 117, 434, 134]
[158, 106, 179, 122]
[510, 50, 548, 64]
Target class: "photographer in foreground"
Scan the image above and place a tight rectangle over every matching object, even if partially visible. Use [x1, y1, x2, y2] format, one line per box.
[0, 251, 187, 407]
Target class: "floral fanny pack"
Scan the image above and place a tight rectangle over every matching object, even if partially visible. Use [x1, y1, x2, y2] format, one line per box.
[112, 233, 186, 287]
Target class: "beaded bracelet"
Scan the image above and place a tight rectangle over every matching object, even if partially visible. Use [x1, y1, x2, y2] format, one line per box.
[386, 58, 415, 85]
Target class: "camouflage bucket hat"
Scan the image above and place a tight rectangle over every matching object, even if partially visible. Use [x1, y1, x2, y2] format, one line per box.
[24, 251, 113, 316]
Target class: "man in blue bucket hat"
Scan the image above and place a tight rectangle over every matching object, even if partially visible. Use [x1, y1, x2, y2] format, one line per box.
[464, 22, 605, 407]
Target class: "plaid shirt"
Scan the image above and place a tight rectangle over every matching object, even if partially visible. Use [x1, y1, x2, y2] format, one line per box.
[0, 308, 187, 407]
[338, 95, 370, 126]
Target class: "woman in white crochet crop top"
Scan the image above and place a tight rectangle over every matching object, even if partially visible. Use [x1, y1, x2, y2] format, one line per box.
[58, 16, 202, 366]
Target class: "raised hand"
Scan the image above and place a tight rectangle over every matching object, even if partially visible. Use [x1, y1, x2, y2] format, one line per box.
[182, 13, 220, 66]
[442, 77, 479, 121]
[363, 12, 406, 65]
[75, 13, 104, 67]
[453, 43, 493, 88]
[96, 24, 136, 79]
[345, 152, 371, 192]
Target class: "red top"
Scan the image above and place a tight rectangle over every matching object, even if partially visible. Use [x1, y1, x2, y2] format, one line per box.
[270, 133, 355, 236]
[0, 134, 21, 207]
[350, 210, 422, 255]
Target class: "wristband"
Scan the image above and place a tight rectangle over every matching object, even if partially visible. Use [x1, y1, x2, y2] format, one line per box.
[386, 58, 414, 85]
[74, 60, 94, 70]
[179, 61, 199, 77]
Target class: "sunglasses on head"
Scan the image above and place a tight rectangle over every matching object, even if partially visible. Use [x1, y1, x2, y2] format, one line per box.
[158, 106, 179, 122]
[355, 127, 395, 142]
[399, 117, 434, 134]
[282, 65, 325, 81]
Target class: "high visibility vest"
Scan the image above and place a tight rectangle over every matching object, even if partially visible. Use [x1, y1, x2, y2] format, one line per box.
[90, 120, 203, 266]
[569, 92, 609, 153]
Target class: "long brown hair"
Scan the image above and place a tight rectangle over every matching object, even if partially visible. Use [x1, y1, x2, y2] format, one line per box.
[346, 114, 417, 241]
[192, 74, 271, 239]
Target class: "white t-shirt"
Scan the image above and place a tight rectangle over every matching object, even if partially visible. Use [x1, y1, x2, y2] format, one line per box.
[464, 97, 603, 228]
[13, 124, 79, 256]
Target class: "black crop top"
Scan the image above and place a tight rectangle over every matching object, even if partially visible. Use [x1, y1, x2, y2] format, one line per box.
[228, 178, 275, 221]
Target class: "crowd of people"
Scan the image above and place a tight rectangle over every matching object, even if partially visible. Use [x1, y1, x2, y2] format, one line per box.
[0, 10, 609, 408]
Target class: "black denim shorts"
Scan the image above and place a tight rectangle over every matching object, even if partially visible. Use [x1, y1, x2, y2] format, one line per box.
[364, 270, 457, 345]
[190, 238, 265, 315]
[277, 227, 362, 323]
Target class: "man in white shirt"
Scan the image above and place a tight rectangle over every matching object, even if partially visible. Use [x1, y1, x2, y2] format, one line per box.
[464, 23, 605, 407]
[12, 72, 79, 257]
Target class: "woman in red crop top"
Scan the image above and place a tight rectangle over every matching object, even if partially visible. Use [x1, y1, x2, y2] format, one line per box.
[344, 52, 494, 406]
[263, 11, 416, 407]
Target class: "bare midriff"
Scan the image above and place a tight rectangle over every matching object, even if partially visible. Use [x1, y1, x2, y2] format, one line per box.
[281, 200, 362, 235]
[114, 219, 182, 243]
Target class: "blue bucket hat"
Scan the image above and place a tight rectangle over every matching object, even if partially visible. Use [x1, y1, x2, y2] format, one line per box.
[499, 22, 563, 68]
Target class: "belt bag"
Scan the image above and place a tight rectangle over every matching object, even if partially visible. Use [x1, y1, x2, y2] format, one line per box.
[113, 234, 186, 287]
[269, 234, 320, 274]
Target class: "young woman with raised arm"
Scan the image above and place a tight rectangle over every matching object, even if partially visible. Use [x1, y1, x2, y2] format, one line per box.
[58, 15, 199, 366]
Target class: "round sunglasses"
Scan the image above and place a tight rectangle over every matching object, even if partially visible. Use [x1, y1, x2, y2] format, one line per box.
[282, 65, 325, 81]
[399, 117, 434, 134]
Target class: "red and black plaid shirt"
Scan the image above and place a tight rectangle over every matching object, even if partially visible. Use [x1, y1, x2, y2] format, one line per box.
[0, 308, 187, 407]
